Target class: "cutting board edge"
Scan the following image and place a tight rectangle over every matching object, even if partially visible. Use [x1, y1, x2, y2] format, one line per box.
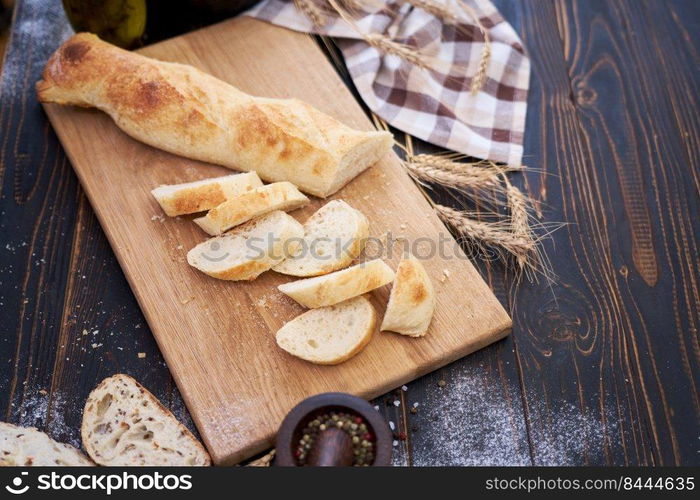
[211, 316, 513, 465]
[39, 17, 515, 466]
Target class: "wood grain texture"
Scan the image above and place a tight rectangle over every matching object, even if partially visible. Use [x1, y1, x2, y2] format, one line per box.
[502, 0, 700, 465]
[40, 17, 511, 464]
[0, 0, 195, 452]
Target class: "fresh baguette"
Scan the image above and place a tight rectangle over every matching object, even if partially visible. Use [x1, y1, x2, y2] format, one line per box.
[193, 181, 308, 235]
[81, 374, 210, 466]
[0, 422, 94, 466]
[278, 259, 395, 308]
[273, 200, 369, 277]
[276, 296, 376, 365]
[151, 172, 262, 216]
[380, 255, 436, 337]
[188, 211, 304, 281]
[36, 33, 394, 197]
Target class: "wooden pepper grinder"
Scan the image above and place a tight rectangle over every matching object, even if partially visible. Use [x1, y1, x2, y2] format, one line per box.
[276, 393, 393, 466]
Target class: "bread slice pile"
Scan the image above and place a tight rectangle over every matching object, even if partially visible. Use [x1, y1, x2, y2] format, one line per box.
[273, 200, 369, 277]
[151, 172, 262, 216]
[188, 211, 303, 280]
[150, 171, 437, 365]
[1, 374, 211, 466]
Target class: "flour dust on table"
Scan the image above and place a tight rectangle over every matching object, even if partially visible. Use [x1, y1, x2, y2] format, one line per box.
[411, 363, 621, 466]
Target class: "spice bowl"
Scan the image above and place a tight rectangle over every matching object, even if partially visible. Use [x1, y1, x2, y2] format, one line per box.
[276, 393, 392, 466]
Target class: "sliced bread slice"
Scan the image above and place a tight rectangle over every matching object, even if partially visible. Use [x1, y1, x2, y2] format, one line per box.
[276, 296, 377, 364]
[81, 374, 210, 466]
[380, 255, 436, 337]
[0, 422, 94, 466]
[151, 172, 262, 216]
[278, 259, 395, 308]
[272, 200, 369, 277]
[188, 210, 304, 281]
[193, 181, 308, 235]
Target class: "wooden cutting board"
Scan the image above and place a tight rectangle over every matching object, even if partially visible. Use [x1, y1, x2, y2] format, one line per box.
[42, 17, 511, 465]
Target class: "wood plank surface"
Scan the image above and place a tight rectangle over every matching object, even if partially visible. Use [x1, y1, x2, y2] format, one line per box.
[1, 0, 698, 466]
[40, 16, 511, 464]
[501, 0, 700, 465]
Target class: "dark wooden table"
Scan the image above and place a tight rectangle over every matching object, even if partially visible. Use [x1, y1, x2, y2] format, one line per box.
[1, 0, 698, 466]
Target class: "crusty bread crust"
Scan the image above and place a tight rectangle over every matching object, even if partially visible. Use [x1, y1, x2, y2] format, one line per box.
[275, 296, 377, 365]
[81, 374, 210, 466]
[273, 200, 369, 277]
[278, 259, 395, 308]
[0, 422, 94, 466]
[37, 33, 393, 197]
[193, 182, 308, 235]
[188, 211, 304, 281]
[380, 255, 436, 337]
[151, 172, 262, 216]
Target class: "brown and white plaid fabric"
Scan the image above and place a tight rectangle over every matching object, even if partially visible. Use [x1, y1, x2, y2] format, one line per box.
[244, 0, 530, 166]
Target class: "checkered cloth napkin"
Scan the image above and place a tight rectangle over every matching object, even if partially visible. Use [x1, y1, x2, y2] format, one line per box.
[244, 0, 530, 166]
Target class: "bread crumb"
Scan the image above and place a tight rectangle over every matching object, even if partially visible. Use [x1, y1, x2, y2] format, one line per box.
[38, 389, 48, 396]
[137, 352, 146, 359]
[176, 245, 183, 250]
[82, 329, 88, 336]
[440, 268, 451, 283]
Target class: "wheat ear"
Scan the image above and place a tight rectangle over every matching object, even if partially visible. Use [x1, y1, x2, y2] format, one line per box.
[436, 204, 534, 256]
[328, 0, 449, 72]
[294, 0, 328, 26]
[457, 0, 492, 94]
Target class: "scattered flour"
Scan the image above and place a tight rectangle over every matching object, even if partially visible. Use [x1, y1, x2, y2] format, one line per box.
[410, 364, 621, 466]
[17, 390, 83, 449]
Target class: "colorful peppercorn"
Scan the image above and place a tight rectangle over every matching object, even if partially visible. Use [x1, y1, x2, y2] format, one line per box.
[295, 411, 376, 466]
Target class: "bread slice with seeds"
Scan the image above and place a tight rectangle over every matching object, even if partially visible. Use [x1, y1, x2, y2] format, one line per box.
[151, 172, 262, 216]
[0, 422, 94, 466]
[193, 181, 308, 235]
[188, 210, 304, 281]
[380, 255, 436, 337]
[273, 200, 369, 277]
[276, 296, 377, 365]
[81, 374, 210, 466]
[278, 259, 395, 308]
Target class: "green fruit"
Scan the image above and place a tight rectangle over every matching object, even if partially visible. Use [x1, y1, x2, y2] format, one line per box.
[63, 0, 146, 48]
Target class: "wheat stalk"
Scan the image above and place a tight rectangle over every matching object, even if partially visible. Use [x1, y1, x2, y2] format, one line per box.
[394, 0, 492, 93]
[328, 0, 450, 72]
[504, 180, 534, 270]
[373, 116, 557, 282]
[363, 34, 437, 70]
[455, 0, 492, 94]
[400, 0, 461, 25]
[294, 0, 328, 26]
[405, 162, 495, 191]
[436, 204, 533, 257]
